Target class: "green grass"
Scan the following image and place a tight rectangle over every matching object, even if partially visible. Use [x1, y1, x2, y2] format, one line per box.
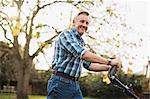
[29, 95, 46, 99]
[0, 93, 92, 99]
[0, 93, 46, 99]
[0, 93, 16, 99]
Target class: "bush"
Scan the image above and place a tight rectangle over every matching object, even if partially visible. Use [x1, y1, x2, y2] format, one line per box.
[79, 71, 149, 98]
[30, 80, 47, 96]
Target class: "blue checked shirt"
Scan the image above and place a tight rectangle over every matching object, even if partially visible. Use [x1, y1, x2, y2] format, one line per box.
[51, 28, 91, 78]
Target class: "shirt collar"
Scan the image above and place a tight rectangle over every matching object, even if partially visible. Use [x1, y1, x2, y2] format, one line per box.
[71, 28, 81, 38]
[71, 28, 85, 45]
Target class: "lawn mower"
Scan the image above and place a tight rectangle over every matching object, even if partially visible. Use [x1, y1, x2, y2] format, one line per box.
[108, 65, 140, 99]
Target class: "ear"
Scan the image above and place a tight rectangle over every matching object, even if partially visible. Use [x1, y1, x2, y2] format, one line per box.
[73, 20, 75, 26]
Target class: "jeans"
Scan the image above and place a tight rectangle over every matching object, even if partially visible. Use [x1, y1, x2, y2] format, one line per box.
[47, 75, 83, 99]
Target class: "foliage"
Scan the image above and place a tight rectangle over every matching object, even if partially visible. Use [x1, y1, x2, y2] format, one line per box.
[79, 71, 149, 98]
[0, 0, 81, 98]
[0, 0, 148, 98]
[25, 68, 51, 95]
[0, 42, 16, 83]
[30, 80, 47, 96]
[29, 69, 51, 95]
[30, 67, 51, 81]
[0, 68, 51, 95]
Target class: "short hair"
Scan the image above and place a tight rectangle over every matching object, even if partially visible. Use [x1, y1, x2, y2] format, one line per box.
[73, 11, 90, 21]
[77, 11, 89, 16]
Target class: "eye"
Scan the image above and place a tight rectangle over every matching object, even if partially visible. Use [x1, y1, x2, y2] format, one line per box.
[80, 20, 89, 25]
[80, 20, 84, 23]
[86, 22, 89, 25]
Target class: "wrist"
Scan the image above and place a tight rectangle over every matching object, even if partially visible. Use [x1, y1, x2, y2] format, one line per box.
[107, 59, 112, 65]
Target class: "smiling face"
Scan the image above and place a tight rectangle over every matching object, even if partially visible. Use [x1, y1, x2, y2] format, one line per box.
[73, 13, 90, 36]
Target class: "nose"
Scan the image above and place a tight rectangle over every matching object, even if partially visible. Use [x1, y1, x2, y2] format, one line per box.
[82, 22, 87, 27]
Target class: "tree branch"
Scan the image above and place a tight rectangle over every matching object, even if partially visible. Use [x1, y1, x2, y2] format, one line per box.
[38, 1, 66, 10]
[25, 0, 67, 59]
[0, 11, 13, 44]
[14, 0, 24, 10]
[25, 0, 90, 59]
[31, 34, 59, 59]
[0, 24, 13, 44]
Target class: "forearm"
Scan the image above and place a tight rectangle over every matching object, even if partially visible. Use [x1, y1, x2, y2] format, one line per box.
[88, 63, 111, 72]
[82, 50, 108, 64]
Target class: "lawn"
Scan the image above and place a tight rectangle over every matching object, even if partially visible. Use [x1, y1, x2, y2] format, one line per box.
[0, 93, 92, 99]
[0, 93, 46, 99]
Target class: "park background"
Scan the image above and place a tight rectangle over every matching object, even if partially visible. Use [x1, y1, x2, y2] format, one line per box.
[0, 0, 150, 99]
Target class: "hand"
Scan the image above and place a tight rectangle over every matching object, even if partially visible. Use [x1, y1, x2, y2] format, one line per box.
[110, 58, 122, 70]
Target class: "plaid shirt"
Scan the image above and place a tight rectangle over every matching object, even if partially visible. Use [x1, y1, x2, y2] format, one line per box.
[51, 28, 91, 78]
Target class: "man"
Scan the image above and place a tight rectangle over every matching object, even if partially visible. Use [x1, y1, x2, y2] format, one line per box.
[47, 11, 122, 99]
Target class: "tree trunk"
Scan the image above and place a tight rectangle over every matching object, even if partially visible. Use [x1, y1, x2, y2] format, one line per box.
[15, 58, 32, 99]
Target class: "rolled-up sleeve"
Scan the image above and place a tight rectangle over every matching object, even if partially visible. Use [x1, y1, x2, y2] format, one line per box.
[83, 60, 91, 70]
[59, 31, 85, 58]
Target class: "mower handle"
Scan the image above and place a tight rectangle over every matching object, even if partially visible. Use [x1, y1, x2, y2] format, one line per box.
[108, 65, 117, 80]
[108, 65, 140, 99]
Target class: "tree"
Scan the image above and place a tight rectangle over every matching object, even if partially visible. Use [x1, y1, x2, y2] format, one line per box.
[0, 42, 16, 86]
[0, 0, 95, 98]
[0, 0, 145, 98]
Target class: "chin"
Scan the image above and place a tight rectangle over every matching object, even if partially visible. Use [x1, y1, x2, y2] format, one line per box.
[79, 32, 84, 36]
[78, 30, 86, 35]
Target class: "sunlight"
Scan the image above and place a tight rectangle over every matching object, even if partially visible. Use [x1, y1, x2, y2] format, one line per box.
[0, 0, 149, 75]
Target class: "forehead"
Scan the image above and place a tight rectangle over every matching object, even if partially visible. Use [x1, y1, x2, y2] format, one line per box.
[76, 14, 90, 22]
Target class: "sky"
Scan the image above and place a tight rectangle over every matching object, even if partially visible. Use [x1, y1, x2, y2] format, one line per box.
[117, 0, 150, 75]
[34, 0, 150, 76]
[125, 0, 150, 75]
[37, 0, 150, 73]
[0, 0, 150, 76]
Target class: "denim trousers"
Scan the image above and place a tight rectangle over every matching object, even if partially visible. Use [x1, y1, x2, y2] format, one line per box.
[47, 75, 83, 99]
